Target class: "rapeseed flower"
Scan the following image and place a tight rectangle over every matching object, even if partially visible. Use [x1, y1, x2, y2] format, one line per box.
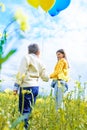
[0, 32, 2, 37]
[4, 88, 12, 93]
[0, 2, 5, 12]
[36, 98, 44, 104]
[14, 8, 29, 31]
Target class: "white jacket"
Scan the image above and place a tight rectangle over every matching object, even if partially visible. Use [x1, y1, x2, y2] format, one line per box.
[15, 53, 49, 87]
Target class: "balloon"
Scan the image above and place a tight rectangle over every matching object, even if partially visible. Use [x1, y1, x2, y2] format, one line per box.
[49, 10, 60, 17]
[39, 0, 55, 12]
[56, 0, 71, 11]
[48, 0, 71, 17]
[26, 0, 39, 8]
[48, 6, 60, 17]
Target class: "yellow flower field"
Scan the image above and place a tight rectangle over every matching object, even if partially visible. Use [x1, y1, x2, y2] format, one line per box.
[0, 83, 87, 130]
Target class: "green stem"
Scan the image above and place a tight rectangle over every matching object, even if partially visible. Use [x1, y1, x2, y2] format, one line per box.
[21, 88, 24, 114]
[3, 19, 16, 34]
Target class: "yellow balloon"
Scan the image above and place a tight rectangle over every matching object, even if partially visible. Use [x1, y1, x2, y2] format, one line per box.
[40, 0, 55, 12]
[27, 0, 39, 8]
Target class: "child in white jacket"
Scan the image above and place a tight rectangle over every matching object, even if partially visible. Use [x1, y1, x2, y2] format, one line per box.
[14, 43, 49, 129]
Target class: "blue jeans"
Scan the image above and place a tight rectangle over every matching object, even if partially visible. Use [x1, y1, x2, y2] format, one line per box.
[51, 80, 68, 92]
[51, 80, 68, 110]
[19, 87, 39, 128]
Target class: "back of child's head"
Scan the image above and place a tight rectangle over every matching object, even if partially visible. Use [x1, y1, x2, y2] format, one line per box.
[28, 43, 39, 54]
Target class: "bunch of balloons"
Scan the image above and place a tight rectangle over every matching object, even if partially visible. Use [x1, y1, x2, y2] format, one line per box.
[26, 0, 71, 17]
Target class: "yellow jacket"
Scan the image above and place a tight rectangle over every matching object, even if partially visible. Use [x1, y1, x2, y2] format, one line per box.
[50, 58, 69, 82]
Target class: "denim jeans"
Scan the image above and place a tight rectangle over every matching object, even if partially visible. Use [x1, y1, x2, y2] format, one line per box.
[51, 80, 68, 92]
[19, 87, 39, 128]
[51, 80, 68, 110]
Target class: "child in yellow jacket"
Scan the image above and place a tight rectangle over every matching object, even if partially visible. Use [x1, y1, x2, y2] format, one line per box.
[50, 49, 69, 110]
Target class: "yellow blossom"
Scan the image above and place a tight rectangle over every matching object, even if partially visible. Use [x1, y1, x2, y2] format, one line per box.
[14, 8, 26, 21]
[0, 32, 2, 37]
[20, 21, 29, 31]
[0, 2, 5, 12]
[2, 126, 9, 130]
[22, 90, 27, 94]
[36, 98, 44, 104]
[4, 88, 12, 93]
[14, 8, 29, 31]
[32, 109, 42, 118]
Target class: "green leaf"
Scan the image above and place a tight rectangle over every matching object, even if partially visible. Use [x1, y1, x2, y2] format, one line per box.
[1, 39, 5, 45]
[0, 49, 17, 64]
[10, 114, 28, 129]
[0, 45, 3, 54]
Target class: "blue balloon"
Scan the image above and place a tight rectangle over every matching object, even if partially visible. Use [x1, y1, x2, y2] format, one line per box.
[56, 0, 71, 11]
[48, 5, 60, 17]
[48, 0, 71, 17]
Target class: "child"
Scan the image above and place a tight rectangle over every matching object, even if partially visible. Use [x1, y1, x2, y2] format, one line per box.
[13, 43, 49, 129]
[50, 49, 69, 110]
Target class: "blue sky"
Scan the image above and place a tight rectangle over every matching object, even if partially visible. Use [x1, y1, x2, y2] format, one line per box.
[0, 0, 87, 93]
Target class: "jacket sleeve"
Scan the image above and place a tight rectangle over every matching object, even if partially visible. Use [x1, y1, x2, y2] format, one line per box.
[50, 59, 64, 78]
[39, 62, 49, 82]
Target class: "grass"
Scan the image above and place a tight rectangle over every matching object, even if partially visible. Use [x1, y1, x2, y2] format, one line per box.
[0, 80, 87, 130]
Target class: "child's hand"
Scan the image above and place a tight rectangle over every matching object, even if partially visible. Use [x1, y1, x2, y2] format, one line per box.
[50, 75, 52, 78]
[13, 90, 18, 95]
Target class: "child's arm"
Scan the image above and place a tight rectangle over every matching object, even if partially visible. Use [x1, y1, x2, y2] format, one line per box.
[39, 62, 49, 82]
